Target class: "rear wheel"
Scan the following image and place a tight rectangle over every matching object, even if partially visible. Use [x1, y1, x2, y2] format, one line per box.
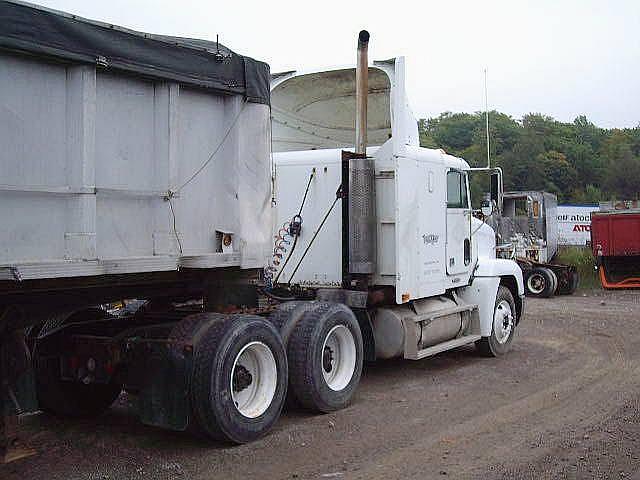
[287, 303, 363, 413]
[35, 357, 122, 418]
[548, 268, 558, 295]
[267, 301, 319, 408]
[476, 285, 517, 357]
[524, 267, 555, 298]
[268, 301, 318, 345]
[189, 315, 287, 443]
[34, 309, 122, 418]
[567, 270, 580, 294]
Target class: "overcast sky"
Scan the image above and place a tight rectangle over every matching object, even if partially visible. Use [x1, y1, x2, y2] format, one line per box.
[37, 0, 640, 128]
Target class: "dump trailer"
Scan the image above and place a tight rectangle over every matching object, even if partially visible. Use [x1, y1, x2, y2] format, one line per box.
[265, 31, 525, 411]
[591, 203, 640, 289]
[490, 191, 579, 297]
[0, 1, 279, 459]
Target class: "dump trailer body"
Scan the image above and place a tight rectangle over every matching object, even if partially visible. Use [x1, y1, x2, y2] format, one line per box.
[1, 1, 289, 456]
[591, 210, 640, 288]
[591, 211, 640, 257]
[0, 1, 272, 294]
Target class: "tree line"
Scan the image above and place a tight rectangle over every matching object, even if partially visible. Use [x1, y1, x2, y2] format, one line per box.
[418, 112, 640, 204]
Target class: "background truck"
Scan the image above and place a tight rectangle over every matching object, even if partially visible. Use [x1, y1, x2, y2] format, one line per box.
[0, 3, 524, 462]
[489, 191, 579, 297]
[591, 202, 640, 289]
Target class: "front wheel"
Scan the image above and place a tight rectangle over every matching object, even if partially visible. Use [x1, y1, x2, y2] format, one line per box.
[476, 285, 517, 357]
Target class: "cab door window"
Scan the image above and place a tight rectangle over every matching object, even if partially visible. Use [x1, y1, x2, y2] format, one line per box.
[446, 170, 468, 208]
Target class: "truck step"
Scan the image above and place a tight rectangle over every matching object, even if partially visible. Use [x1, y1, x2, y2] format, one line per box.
[405, 334, 482, 360]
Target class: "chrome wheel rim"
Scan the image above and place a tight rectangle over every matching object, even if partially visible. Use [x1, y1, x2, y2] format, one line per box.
[527, 273, 546, 294]
[230, 341, 277, 418]
[493, 300, 514, 344]
[321, 325, 356, 391]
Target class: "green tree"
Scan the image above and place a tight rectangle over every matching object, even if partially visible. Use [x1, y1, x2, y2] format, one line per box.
[418, 110, 640, 204]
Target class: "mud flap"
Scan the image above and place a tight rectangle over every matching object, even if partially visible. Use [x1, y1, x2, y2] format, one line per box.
[136, 342, 193, 431]
[3, 371, 38, 416]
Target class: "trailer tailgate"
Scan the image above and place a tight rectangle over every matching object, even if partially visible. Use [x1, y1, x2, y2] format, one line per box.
[591, 212, 640, 257]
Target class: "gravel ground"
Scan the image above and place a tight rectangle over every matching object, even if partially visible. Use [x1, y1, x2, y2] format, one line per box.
[3, 291, 640, 479]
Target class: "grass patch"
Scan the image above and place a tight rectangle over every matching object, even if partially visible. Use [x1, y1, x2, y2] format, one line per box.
[555, 246, 600, 290]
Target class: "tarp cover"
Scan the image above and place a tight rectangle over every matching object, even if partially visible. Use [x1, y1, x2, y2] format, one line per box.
[0, 0, 270, 104]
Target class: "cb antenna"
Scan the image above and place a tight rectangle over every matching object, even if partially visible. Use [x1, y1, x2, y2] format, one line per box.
[484, 67, 490, 168]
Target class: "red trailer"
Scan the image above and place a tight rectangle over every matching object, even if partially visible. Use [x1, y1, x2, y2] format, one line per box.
[591, 210, 640, 289]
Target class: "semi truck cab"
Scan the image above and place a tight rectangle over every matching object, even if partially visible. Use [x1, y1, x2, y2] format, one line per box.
[268, 50, 525, 361]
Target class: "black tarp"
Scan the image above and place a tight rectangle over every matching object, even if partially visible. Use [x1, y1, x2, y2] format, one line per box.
[0, 1, 270, 104]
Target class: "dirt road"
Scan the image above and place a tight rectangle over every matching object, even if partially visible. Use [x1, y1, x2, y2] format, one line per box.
[3, 292, 640, 479]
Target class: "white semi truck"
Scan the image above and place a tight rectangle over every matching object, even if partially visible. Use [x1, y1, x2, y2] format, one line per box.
[265, 31, 525, 413]
[0, 2, 524, 461]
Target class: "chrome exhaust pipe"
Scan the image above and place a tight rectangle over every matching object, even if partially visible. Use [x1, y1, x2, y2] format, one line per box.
[347, 30, 376, 277]
[355, 30, 369, 155]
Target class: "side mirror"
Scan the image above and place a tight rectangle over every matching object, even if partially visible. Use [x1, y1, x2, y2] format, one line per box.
[526, 197, 533, 217]
[481, 194, 493, 217]
[490, 170, 503, 214]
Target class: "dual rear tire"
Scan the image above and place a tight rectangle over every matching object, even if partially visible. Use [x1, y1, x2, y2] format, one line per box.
[185, 304, 364, 441]
[524, 267, 557, 298]
[187, 315, 288, 443]
[282, 302, 364, 413]
[31, 305, 362, 444]
[33, 311, 289, 444]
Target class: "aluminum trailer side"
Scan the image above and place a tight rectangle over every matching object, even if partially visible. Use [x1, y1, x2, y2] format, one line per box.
[0, 1, 284, 459]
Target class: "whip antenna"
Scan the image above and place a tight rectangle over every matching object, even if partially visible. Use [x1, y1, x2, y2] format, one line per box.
[484, 67, 490, 168]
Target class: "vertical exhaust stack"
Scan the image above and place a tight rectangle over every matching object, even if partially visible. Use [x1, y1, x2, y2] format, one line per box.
[355, 30, 369, 155]
[347, 30, 377, 280]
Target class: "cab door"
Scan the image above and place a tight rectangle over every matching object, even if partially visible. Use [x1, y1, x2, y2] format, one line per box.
[445, 169, 472, 275]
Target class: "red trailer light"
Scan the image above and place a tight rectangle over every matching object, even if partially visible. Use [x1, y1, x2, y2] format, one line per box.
[68, 356, 79, 370]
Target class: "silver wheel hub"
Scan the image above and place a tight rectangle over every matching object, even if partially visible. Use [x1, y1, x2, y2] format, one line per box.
[493, 300, 514, 344]
[527, 273, 546, 294]
[321, 325, 356, 391]
[230, 341, 277, 418]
